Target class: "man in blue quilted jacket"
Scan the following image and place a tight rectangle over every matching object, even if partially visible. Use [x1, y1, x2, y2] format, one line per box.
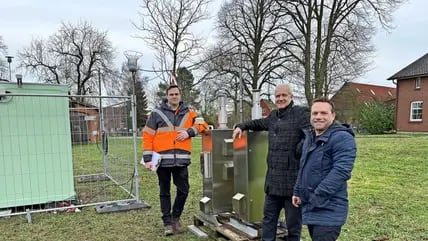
[292, 97, 357, 241]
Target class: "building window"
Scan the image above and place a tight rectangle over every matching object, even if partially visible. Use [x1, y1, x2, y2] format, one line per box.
[410, 101, 423, 121]
[415, 77, 421, 89]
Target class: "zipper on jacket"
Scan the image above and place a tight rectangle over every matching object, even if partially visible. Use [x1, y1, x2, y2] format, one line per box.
[173, 109, 178, 164]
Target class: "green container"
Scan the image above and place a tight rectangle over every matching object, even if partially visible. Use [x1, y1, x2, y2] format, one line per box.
[0, 82, 75, 209]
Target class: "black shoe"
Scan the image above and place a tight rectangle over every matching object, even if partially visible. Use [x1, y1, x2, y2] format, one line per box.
[164, 225, 174, 236]
[172, 217, 183, 234]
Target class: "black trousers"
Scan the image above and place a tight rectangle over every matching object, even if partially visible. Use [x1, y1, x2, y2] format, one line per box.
[157, 166, 189, 226]
[308, 225, 342, 241]
[262, 194, 302, 241]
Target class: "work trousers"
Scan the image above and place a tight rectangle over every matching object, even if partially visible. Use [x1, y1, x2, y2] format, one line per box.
[157, 166, 189, 226]
[262, 194, 302, 241]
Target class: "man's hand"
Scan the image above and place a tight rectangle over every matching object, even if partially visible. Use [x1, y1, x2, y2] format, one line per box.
[176, 130, 190, 141]
[144, 161, 153, 170]
[232, 127, 242, 140]
[292, 195, 301, 207]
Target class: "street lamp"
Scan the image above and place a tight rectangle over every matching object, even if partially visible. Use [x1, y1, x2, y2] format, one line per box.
[124, 50, 147, 207]
[124, 50, 142, 90]
[124, 50, 143, 128]
[5, 55, 13, 81]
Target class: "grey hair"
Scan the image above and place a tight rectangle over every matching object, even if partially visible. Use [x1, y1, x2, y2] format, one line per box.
[275, 83, 293, 96]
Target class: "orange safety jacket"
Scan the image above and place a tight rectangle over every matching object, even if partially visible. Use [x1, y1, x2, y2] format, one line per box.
[142, 100, 208, 167]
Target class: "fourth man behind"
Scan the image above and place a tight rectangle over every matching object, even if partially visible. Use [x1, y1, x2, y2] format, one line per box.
[292, 97, 357, 241]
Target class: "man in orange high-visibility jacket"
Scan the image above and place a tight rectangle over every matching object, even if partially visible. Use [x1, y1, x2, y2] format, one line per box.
[142, 85, 207, 236]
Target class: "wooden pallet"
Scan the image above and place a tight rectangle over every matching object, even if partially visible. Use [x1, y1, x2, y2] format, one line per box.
[193, 214, 287, 241]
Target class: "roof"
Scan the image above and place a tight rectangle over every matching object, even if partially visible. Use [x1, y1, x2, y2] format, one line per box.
[70, 100, 99, 110]
[260, 98, 275, 109]
[332, 82, 396, 102]
[260, 98, 275, 117]
[387, 53, 428, 80]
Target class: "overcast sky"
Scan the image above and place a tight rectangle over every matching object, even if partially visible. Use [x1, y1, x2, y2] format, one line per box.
[1, 0, 427, 87]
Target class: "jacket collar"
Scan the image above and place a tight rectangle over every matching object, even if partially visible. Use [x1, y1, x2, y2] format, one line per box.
[276, 101, 294, 117]
[304, 122, 354, 143]
[160, 99, 187, 113]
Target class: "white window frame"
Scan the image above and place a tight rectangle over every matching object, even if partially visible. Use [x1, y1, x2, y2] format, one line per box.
[410, 101, 423, 121]
[415, 77, 421, 89]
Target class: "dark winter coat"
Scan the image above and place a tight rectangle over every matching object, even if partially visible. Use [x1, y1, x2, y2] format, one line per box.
[236, 101, 310, 197]
[294, 123, 357, 226]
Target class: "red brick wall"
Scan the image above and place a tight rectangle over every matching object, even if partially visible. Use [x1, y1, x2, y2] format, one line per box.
[72, 103, 100, 143]
[396, 77, 428, 132]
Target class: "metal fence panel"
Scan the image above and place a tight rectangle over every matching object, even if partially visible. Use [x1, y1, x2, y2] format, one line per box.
[0, 88, 147, 220]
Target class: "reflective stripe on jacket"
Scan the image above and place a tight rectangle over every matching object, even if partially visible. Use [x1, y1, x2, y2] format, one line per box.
[142, 100, 205, 167]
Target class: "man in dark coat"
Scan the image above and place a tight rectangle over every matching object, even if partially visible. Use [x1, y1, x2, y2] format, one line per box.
[232, 84, 311, 241]
[292, 97, 357, 241]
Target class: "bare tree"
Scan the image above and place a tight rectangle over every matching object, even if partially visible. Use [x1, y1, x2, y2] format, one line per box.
[277, 0, 404, 104]
[18, 38, 61, 84]
[213, 0, 293, 101]
[0, 36, 8, 79]
[134, 0, 211, 83]
[198, 0, 291, 120]
[18, 21, 114, 100]
[200, 42, 245, 121]
[146, 84, 162, 109]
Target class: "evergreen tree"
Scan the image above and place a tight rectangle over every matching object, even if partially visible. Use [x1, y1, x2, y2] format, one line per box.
[134, 78, 149, 128]
[121, 63, 149, 129]
[156, 67, 200, 110]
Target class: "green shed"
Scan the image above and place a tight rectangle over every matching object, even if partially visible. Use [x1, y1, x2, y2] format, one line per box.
[0, 82, 75, 209]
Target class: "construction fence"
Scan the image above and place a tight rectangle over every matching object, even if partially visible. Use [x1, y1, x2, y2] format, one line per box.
[0, 83, 149, 221]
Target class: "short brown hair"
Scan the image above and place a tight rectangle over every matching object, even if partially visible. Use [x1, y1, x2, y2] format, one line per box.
[312, 97, 335, 113]
[166, 85, 180, 94]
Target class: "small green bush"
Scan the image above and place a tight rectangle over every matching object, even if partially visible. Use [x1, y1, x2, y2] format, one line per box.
[359, 101, 395, 134]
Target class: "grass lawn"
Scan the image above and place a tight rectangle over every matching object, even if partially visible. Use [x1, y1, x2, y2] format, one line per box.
[0, 135, 427, 241]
